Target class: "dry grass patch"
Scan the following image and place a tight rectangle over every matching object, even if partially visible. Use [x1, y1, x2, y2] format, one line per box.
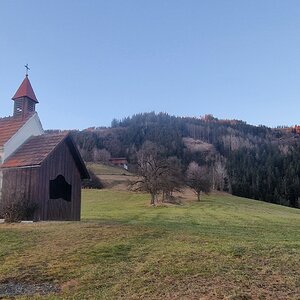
[0, 189, 299, 299]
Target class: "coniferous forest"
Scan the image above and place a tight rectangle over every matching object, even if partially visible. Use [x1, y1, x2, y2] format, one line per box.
[69, 112, 300, 208]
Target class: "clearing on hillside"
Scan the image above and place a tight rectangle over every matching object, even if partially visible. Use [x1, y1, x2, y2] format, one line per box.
[87, 162, 137, 190]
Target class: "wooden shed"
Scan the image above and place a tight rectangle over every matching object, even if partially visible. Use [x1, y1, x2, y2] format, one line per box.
[1, 133, 89, 221]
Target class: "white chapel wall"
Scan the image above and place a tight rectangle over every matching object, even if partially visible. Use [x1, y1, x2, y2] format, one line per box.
[0, 150, 3, 200]
[0, 170, 2, 201]
[3, 113, 44, 161]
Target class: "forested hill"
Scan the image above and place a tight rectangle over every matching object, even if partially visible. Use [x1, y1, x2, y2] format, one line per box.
[70, 112, 300, 208]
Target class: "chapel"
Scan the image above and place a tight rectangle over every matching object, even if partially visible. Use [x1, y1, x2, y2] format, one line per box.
[0, 74, 89, 221]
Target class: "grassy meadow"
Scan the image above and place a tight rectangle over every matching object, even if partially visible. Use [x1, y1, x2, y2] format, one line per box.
[0, 189, 299, 299]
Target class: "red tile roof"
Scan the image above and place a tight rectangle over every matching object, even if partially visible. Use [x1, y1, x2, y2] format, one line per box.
[0, 114, 33, 147]
[12, 76, 38, 103]
[1, 133, 68, 168]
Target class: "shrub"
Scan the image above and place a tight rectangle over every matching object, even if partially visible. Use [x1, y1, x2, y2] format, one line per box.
[1, 194, 38, 223]
[82, 169, 103, 189]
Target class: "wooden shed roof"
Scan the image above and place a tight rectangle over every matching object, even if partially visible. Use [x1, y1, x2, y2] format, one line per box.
[0, 114, 33, 147]
[2, 133, 89, 179]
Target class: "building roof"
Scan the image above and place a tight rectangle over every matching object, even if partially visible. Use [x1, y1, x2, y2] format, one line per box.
[0, 114, 34, 147]
[109, 157, 128, 162]
[12, 76, 38, 103]
[1, 133, 89, 179]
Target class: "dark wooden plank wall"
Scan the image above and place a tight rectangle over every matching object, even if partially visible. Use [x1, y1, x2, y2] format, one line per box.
[38, 140, 81, 221]
[1, 140, 82, 221]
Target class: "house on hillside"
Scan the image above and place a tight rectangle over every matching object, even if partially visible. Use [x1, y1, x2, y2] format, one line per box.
[0, 74, 89, 221]
[109, 157, 128, 170]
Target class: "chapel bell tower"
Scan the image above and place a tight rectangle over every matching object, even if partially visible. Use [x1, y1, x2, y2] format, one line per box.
[11, 68, 38, 119]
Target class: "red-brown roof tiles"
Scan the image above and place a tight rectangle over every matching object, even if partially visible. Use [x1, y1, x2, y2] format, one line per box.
[12, 76, 38, 103]
[0, 114, 33, 147]
[1, 133, 68, 168]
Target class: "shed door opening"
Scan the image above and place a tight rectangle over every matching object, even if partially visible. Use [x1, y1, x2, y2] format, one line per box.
[49, 175, 72, 202]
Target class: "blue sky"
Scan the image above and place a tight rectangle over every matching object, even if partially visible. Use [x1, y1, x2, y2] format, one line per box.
[1, 1, 300, 130]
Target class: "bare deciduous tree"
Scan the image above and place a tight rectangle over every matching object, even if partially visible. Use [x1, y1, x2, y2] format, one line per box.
[186, 161, 211, 201]
[213, 159, 228, 191]
[161, 156, 183, 203]
[131, 141, 176, 205]
[93, 148, 111, 163]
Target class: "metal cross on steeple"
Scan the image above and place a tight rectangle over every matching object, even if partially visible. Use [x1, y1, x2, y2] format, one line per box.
[24, 64, 30, 76]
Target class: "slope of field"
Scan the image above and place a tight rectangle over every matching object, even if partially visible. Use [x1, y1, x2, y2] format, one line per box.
[87, 163, 132, 176]
[0, 190, 299, 299]
[87, 163, 136, 190]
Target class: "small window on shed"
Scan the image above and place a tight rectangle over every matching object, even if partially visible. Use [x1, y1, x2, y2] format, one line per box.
[49, 175, 72, 202]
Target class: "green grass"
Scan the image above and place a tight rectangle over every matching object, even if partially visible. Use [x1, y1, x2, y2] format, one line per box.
[0, 190, 299, 299]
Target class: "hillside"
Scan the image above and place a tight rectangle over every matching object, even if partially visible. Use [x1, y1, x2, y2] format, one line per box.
[72, 112, 300, 208]
[0, 190, 299, 299]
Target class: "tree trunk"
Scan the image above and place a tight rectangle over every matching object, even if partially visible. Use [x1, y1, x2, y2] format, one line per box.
[162, 191, 165, 202]
[150, 193, 156, 206]
[164, 191, 171, 202]
[197, 191, 202, 201]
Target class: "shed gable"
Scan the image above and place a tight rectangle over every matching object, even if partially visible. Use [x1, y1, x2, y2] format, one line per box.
[1, 133, 89, 179]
